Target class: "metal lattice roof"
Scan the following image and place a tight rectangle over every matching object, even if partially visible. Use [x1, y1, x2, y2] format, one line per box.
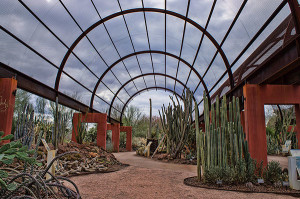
[0, 0, 299, 123]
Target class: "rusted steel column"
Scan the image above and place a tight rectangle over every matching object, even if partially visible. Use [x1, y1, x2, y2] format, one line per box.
[243, 84, 268, 166]
[296, 104, 300, 149]
[71, 113, 80, 143]
[0, 78, 17, 143]
[111, 123, 120, 152]
[121, 126, 132, 151]
[96, 113, 107, 149]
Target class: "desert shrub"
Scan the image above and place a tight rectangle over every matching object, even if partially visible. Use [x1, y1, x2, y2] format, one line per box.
[221, 167, 236, 184]
[85, 125, 97, 143]
[119, 132, 126, 148]
[234, 160, 247, 184]
[203, 160, 258, 185]
[132, 137, 146, 150]
[204, 166, 223, 183]
[245, 158, 257, 183]
[264, 161, 282, 184]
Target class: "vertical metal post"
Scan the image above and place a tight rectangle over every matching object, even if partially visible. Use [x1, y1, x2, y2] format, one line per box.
[148, 98, 152, 139]
[54, 96, 59, 149]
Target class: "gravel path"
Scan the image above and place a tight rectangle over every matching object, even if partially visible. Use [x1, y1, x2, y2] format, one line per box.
[70, 152, 293, 199]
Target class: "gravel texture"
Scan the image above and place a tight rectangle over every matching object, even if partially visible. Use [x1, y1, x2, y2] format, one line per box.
[70, 152, 294, 199]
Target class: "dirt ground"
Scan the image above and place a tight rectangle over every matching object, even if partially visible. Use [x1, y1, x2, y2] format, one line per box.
[70, 152, 293, 199]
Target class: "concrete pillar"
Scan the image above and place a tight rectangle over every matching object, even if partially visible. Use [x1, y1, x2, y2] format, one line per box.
[243, 84, 268, 166]
[0, 78, 17, 143]
[111, 123, 120, 152]
[296, 104, 300, 149]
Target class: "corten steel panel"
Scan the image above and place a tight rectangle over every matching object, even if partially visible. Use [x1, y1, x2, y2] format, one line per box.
[71, 113, 108, 149]
[243, 84, 300, 166]
[0, 78, 17, 143]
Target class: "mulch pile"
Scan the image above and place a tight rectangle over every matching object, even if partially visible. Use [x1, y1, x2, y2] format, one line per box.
[8, 142, 128, 177]
[184, 176, 300, 197]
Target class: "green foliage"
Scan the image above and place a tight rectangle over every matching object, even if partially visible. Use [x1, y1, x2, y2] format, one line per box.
[14, 103, 35, 148]
[267, 134, 279, 155]
[119, 132, 126, 148]
[267, 106, 297, 152]
[73, 114, 87, 144]
[0, 132, 40, 191]
[159, 89, 194, 158]
[263, 161, 282, 184]
[84, 125, 97, 143]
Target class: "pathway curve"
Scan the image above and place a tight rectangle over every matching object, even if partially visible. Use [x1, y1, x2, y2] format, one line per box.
[70, 152, 292, 199]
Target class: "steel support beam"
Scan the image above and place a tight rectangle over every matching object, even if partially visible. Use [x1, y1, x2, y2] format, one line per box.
[0, 62, 119, 123]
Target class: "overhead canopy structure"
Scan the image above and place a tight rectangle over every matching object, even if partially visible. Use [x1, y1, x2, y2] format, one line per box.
[0, 0, 299, 124]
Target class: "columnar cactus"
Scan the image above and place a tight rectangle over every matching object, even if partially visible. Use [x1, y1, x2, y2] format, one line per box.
[195, 91, 251, 180]
[14, 104, 35, 148]
[159, 89, 194, 159]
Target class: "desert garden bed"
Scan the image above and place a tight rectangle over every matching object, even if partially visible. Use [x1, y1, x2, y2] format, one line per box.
[7, 142, 128, 177]
[184, 176, 300, 197]
[149, 152, 196, 165]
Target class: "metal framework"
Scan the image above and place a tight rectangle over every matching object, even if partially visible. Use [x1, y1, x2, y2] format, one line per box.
[0, 0, 299, 124]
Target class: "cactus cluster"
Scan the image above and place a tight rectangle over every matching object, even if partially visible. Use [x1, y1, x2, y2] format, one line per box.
[14, 104, 35, 148]
[159, 89, 194, 158]
[195, 91, 253, 182]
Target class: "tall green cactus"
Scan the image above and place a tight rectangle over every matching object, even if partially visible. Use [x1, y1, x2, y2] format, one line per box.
[14, 104, 35, 148]
[159, 89, 194, 159]
[195, 91, 251, 180]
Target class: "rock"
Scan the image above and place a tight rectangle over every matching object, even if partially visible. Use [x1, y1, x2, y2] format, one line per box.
[274, 181, 282, 188]
[245, 182, 253, 189]
[157, 154, 169, 160]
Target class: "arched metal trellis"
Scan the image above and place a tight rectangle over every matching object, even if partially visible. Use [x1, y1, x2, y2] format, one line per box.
[90, 50, 210, 110]
[108, 73, 197, 121]
[119, 87, 184, 123]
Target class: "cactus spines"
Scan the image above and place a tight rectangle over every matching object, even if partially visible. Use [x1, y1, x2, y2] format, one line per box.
[15, 104, 35, 148]
[159, 89, 194, 159]
[195, 91, 251, 180]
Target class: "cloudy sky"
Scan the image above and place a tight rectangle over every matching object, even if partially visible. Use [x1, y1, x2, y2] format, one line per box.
[0, 0, 291, 119]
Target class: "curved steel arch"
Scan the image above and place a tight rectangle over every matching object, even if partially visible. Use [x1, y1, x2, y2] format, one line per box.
[108, 72, 196, 120]
[55, 8, 234, 92]
[119, 87, 184, 123]
[90, 50, 210, 110]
